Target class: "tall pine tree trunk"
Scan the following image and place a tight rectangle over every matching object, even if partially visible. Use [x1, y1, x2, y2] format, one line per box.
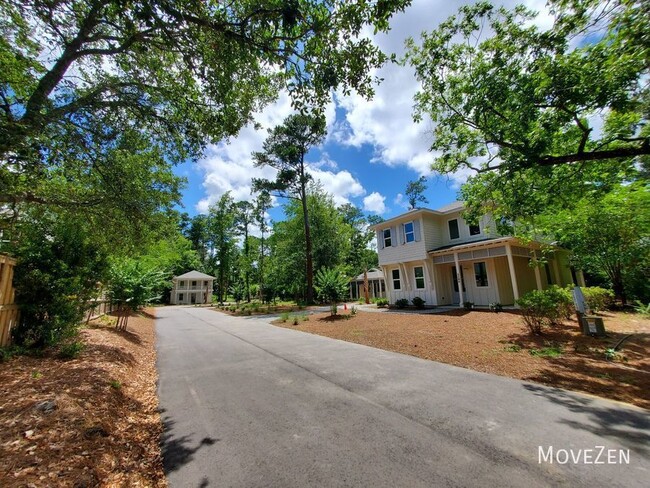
[300, 160, 314, 303]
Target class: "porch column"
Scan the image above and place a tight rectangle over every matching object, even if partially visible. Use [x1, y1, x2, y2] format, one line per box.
[532, 250, 543, 291]
[576, 270, 586, 287]
[453, 252, 464, 305]
[505, 243, 520, 302]
[552, 256, 561, 286]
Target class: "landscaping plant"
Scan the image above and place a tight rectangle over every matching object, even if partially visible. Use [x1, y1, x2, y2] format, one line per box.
[314, 267, 349, 316]
[395, 298, 409, 309]
[412, 297, 426, 309]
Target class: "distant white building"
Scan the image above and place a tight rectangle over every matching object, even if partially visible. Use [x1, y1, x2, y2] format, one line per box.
[349, 268, 386, 300]
[170, 270, 215, 305]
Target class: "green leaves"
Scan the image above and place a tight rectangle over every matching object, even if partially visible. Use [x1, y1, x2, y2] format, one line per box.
[314, 267, 349, 315]
[405, 0, 649, 179]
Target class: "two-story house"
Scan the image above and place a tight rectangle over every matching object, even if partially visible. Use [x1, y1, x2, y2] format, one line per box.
[372, 202, 584, 307]
[170, 270, 215, 305]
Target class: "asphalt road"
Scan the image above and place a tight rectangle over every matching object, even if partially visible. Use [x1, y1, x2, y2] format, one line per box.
[156, 306, 649, 488]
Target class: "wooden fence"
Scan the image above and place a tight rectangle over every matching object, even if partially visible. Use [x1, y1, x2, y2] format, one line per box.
[0, 254, 19, 347]
[85, 299, 115, 322]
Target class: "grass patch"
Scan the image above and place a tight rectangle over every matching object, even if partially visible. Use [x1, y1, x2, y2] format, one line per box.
[529, 343, 563, 358]
[503, 343, 522, 353]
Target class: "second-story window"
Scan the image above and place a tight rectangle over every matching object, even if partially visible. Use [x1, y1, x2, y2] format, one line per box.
[392, 269, 401, 290]
[383, 228, 392, 248]
[469, 224, 481, 236]
[448, 219, 460, 240]
[404, 221, 415, 243]
[180, 281, 185, 287]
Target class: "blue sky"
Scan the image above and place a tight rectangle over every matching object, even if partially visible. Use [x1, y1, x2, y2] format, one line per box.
[174, 0, 551, 224]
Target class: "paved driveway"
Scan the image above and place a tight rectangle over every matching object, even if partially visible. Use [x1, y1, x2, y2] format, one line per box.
[156, 306, 649, 488]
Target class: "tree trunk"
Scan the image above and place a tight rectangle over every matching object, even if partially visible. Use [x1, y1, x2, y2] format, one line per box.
[300, 160, 314, 304]
[244, 226, 250, 302]
[364, 269, 370, 304]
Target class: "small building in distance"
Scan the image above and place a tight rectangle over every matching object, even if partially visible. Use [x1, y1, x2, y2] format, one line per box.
[170, 270, 215, 305]
[349, 268, 386, 301]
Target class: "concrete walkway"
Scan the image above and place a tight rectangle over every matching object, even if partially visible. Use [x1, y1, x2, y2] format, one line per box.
[156, 306, 649, 488]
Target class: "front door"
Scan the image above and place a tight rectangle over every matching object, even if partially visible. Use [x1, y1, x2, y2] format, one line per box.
[451, 266, 466, 304]
[190, 293, 196, 304]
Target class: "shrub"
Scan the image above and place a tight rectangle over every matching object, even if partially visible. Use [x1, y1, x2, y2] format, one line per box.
[395, 298, 409, 309]
[279, 312, 290, 323]
[463, 301, 474, 310]
[634, 301, 650, 318]
[411, 297, 426, 309]
[110, 380, 122, 389]
[350, 305, 357, 316]
[529, 342, 563, 358]
[543, 286, 573, 323]
[582, 287, 614, 312]
[489, 302, 503, 313]
[375, 298, 389, 308]
[58, 341, 85, 359]
[516, 288, 570, 334]
[314, 268, 349, 316]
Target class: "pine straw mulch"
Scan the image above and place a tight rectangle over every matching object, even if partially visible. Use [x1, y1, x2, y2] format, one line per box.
[275, 309, 650, 410]
[0, 309, 165, 488]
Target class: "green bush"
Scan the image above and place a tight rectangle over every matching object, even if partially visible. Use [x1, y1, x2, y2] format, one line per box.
[634, 301, 650, 318]
[279, 312, 290, 323]
[411, 297, 426, 309]
[375, 298, 389, 308]
[463, 301, 474, 310]
[58, 340, 85, 359]
[582, 287, 614, 312]
[489, 302, 503, 313]
[395, 298, 409, 309]
[314, 268, 349, 316]
[516, 286, 572, 334]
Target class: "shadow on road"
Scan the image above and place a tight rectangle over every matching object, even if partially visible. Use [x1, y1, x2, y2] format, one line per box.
[522, 383, 650, 456]
[160, 411, 219, 478]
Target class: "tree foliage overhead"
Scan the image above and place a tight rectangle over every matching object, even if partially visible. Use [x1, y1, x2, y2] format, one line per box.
[406, 0, 649, 177]
[0, 0, 410, 222]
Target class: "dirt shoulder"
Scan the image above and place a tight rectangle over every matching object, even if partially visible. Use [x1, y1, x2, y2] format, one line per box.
[0, 309, 165, 487]
[275, 309, 650, 410]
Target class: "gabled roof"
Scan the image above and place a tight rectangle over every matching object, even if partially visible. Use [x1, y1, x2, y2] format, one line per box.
[351, 268, 384, 282]
[370, 201, 466, 230]
[173, 270, 215, 280]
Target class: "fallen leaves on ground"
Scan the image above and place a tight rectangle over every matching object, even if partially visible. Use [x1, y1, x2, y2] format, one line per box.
[0, 309, 165, 487]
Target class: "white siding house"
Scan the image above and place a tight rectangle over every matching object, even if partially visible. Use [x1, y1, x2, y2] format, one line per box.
[170, 270, 215, 305]
[373, 202, 581, 307]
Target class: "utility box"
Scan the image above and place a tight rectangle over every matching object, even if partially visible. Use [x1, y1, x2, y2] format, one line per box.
[581, 315, 606, 336]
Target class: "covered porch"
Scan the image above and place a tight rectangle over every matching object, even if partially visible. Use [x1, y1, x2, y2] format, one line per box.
[429, 238, 579, 307]
[349, 268, 386, 300]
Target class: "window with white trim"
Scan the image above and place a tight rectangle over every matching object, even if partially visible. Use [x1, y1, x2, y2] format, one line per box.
[474, 262, 489, 287]
[392, 269, 401, 290]
[414, 266, 425, 289]
[179, 293, 184, 301]
[404, 221, 415, 243]
[383, 228, 392, 248]
[180, 280, 185, 287]
[469, 223, 481, 236]
[448, 219, 460, 240]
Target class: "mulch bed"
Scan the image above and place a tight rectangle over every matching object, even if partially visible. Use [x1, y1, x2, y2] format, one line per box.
[0, 309, 165, 487]
[275, 309, 650, 410]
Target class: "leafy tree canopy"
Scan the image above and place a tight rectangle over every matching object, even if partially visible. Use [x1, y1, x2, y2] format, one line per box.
[405, 0, 649, 220]
[1, 0, 410, 223]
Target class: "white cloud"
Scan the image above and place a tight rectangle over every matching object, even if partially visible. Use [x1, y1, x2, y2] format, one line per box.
[309, 166, 366, 206]
[196, 91, 367, 212]
[363, 192, 387, 214]
[393, 193, 408, 210]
